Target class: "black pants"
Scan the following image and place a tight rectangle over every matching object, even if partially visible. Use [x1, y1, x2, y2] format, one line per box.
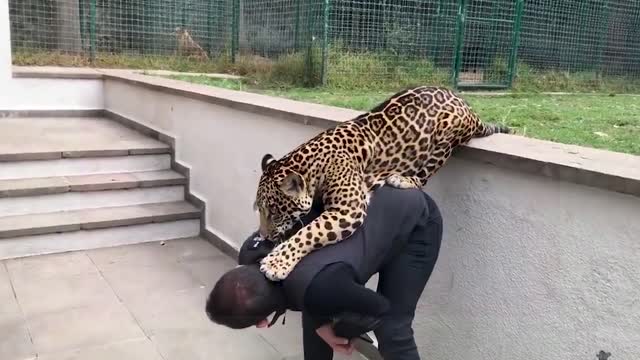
[301, 189, 443, 360]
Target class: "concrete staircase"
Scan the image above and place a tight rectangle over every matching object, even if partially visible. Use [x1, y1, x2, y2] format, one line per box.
[0, 116, 201, 259]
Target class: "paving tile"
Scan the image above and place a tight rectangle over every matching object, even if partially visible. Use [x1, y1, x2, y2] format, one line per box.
[0, 262, 20, 316]
[27, 301, 145, 354]
[36, 338, 163, 360]
[86, 241, 180, 268]
[251, 310, 304, 358]
[0, 264, 32, 360]
[163, 237, 227, 262]
[11, 270, 119, 317]
[180, 254, 238, 290]
[0, 315, 34, 360]
[5, 252, 97, 281]
[87, 237, 221, 268]
[2, 242, 335, 360]
[125, 286, 211, 336]
[151, 328, 283, 360]
[99, 261, 203, 303]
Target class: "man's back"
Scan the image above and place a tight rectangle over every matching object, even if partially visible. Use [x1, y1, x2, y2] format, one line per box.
[281, 186, 440, 311]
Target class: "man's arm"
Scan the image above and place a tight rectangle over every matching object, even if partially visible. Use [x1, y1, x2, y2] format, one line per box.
[239, 195, 325, 266]
[302, 311, 335, 360]
[238, 231, 275, 265]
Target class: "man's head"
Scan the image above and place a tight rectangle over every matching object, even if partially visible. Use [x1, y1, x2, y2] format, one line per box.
[205, 263, 286, 329]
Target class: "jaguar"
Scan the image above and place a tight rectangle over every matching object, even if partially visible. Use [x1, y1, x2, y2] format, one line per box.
[254, 86, 511, 280]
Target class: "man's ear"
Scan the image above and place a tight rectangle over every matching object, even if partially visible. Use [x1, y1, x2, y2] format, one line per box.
[261, 154, 276, 172]
[279, 172, 305, 197]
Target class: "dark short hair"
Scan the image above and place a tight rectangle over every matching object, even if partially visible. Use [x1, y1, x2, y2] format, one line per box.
[205, 264, 284, 329]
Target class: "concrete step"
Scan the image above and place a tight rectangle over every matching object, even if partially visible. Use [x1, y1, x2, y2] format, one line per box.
[0, 170, 186, 198]
[0, 219, 201, 260]
[0, 186, 186, 217]
[0, 154, 172, 181]
[0, 201, 201, 238]
[0, 116, 202, 260]
[0, 116, 170, 161]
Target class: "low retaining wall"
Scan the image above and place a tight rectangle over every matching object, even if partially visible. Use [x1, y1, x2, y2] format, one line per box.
[10, 67, 640, 360]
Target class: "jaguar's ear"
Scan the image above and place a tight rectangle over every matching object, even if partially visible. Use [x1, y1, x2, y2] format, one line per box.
[261, 153, 276, 172]
[279, 171, 305, 197]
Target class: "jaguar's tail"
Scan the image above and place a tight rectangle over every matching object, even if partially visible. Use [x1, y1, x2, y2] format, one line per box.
[474, 121, 512, 138]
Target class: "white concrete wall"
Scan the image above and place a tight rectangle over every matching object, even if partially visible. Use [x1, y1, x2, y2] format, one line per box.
[104, 79, 640, 360]
[0, 0, 103, 110]
[0, 78, 104, 110]
[104, 79, 321, 246]
[0, 0, 11, 81]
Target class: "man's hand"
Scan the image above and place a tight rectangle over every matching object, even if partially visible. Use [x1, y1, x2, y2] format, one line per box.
[316, 323, 355, 355]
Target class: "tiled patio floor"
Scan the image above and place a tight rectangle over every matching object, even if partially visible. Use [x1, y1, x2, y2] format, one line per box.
[0, 237, 357, 360]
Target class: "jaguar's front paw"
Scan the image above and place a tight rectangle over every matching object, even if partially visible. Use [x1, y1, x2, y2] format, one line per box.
[259, 248, 296, 281]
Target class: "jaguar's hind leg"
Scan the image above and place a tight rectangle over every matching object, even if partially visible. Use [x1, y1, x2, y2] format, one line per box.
[413, 141, 456, 187]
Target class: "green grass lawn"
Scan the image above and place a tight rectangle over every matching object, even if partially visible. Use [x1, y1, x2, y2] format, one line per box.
[168, 75, 640, 156]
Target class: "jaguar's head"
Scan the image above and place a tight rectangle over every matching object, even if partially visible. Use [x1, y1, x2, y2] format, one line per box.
[254, 154, 313, 242]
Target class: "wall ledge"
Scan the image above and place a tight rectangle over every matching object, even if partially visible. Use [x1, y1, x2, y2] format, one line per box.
[13, 66, 104, 79]
[13, 66, 640, 198]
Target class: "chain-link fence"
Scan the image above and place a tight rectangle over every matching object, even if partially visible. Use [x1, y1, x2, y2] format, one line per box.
[10, 0, 232, 72]
[9, 0, 640, 91]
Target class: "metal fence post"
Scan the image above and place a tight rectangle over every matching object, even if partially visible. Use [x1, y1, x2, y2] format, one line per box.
[303, 0, 314, 85]
[294, 0, 301, 51]
[321, 0, 330, 85]
[430, 0, 443, 61]
[452, 0, 466, 88]
[142, 0, 152, 55]
[595, 2, 611, 74]
[507, 0, 524, 88]
[207, 0, 214, 56]
[231, 0, 240, 62]
[89, 0, 96, 62]
[180, 0, 187, 29]
[78, 0, 85, 50]
[486, 0, 499, 69]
